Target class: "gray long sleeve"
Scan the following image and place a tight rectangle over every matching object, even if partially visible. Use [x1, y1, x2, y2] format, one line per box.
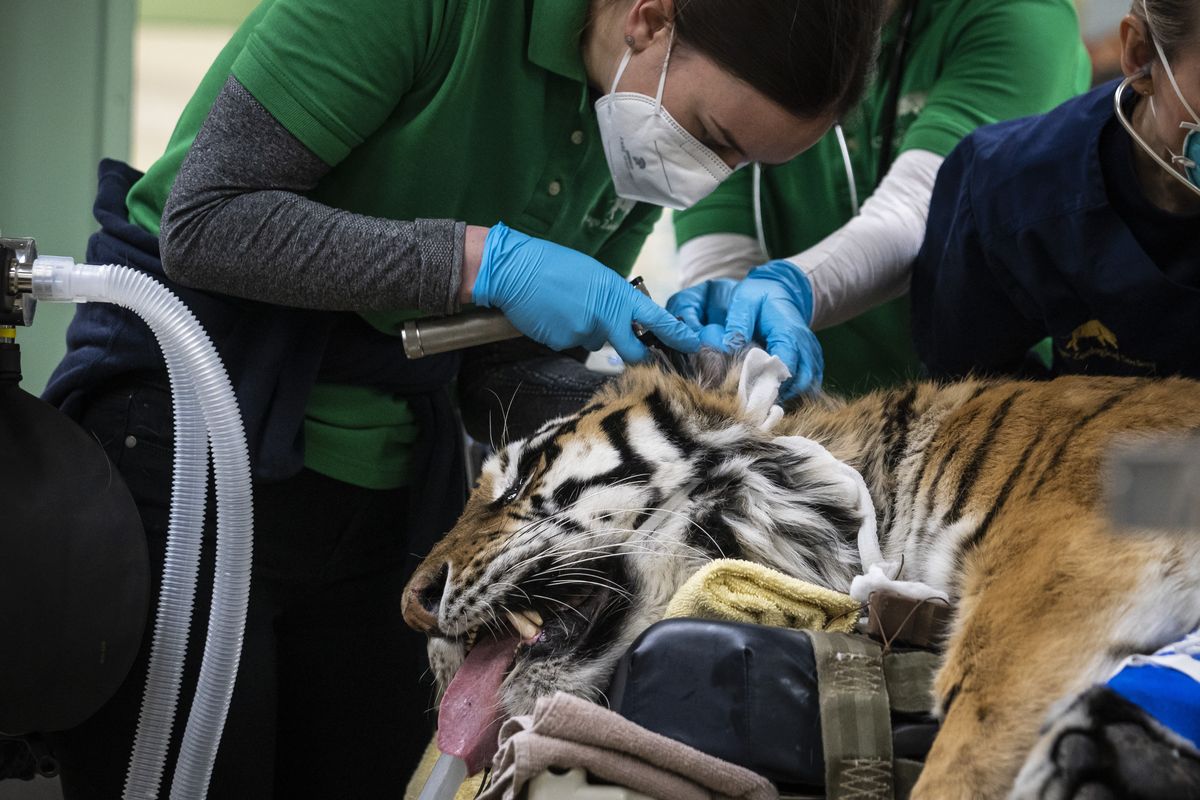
[159, 76, 464, 315]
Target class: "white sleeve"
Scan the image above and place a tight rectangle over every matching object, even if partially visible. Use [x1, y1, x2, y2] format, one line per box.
[674, 232, 766, 289]
[788, 149, 944, 330]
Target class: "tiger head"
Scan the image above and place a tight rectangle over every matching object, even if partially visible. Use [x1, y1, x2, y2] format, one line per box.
[402, 351, 868, 718]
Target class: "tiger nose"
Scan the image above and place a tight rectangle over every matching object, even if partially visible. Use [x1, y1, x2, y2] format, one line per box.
[403, 562, 448, 633]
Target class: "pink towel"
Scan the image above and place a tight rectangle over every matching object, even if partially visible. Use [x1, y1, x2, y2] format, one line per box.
[480, 692, 777, 800]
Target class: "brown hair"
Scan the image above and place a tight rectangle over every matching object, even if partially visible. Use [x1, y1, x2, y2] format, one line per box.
[673, 0, 887, 119]
[1133, 0, 1199, 59]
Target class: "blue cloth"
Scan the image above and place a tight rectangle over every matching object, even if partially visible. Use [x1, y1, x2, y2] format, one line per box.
[44, 160, 466, 553]
[912, 81, 1200, 380]
[1107, 636, 1200, 748]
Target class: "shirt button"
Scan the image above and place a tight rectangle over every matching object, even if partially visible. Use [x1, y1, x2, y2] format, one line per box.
[125, 435, 138, 448]
[570, 130, 584, 145]
[547, 180, 562, 196]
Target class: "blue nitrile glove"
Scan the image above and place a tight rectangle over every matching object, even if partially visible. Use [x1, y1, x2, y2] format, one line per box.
[667, 278, 738, 330]
[668, 280, 738, 350]
[722, 260, 823, 398]
[473, 223, 700, 363]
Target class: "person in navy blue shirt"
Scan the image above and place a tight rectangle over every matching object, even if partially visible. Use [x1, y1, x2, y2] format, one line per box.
[912, 0, 1200, 380]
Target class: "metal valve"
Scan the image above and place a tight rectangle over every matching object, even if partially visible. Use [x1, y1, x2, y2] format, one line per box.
[1, 234, 38, 327]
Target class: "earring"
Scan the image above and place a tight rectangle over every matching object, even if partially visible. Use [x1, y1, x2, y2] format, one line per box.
[624, 34, 635, 46]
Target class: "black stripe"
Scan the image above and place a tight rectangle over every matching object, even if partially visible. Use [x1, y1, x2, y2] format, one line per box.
[916, 406, 983, 536]
[544, 410, 657, 511]
[918, 391, 992, 520]
[910, 384, 995, 552]
[599, 408, 654, 483]
[915, 440, 962, 547]
[881, 386, 920, 532]
[955, 433, 1041, 561]
[942, 682, 962, 716]
[643, 389, 696, 457]
[945, 391, 1022, 521]
[687, 508, 743, 559]
[631, 487, 664, 530]
[576, 401, 605, 418]
[1029, 387, 1136, 499]
[550, 479, 596, 511]
[882, 386, 920, 472]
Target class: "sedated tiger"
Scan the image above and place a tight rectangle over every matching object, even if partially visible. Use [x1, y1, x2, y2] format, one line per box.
[403, 349, 1200, 798]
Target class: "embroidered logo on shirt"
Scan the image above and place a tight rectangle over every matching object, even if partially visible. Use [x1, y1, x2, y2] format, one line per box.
[1065, 320, 1119, 353]
[584, 194, 636, 233]
[1057, 320, 1156, 373]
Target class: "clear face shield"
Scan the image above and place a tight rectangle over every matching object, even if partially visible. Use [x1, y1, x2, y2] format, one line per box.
[1113, 36, 1200, 199]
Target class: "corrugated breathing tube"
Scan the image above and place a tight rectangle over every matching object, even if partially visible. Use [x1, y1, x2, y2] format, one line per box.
[31, 257, 252, 800]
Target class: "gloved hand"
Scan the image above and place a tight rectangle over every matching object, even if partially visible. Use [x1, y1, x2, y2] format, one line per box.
[473, 223, 700, 363]
[668, 260, 822, 397]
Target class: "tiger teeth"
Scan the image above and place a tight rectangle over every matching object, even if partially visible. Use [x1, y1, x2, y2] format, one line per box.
[525, 609, 543, 627]
[464, 627, 478, 649]
[507, 610, 542, 642]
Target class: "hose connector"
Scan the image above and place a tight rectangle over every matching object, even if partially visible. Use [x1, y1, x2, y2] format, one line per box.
[30, 256, 107, 303]
[1, 235, 38, 326]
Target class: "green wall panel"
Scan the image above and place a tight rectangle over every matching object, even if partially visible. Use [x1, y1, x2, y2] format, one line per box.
[0, 0, 134, 395]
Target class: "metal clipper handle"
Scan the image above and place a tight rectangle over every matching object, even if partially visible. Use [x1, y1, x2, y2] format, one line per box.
[402, 276, 652, 359]
[401, 310, 521, 359]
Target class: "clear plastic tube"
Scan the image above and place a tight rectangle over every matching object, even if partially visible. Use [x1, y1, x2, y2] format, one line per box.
[417, 754, 468, 800]
[124, 340, 206, 798]
[32, 258, 253, 800]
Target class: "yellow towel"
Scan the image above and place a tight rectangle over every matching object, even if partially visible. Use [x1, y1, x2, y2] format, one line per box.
[665, 558, 860, 633]
[405, 738, 486, 800]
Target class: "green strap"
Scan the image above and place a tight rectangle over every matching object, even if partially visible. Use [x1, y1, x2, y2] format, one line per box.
[882, 651, 938, 715]
[807, 632, 895, 800]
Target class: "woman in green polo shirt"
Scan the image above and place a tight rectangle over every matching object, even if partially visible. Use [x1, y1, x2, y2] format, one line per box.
[669, 0, 1093, 396]
[44, 0, 889, 797]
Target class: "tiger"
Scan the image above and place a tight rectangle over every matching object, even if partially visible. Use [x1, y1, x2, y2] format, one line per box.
[402, 350, 1200, 799]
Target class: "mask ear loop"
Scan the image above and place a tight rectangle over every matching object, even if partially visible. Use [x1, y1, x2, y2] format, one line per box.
[652, 27, 676, 113]
[610, 46, 635, 94]
[1151, 36, 1200, 128]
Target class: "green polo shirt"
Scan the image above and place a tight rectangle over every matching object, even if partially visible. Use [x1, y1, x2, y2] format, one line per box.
[126, 0, 659, 488]
[674, 0, 1090, 394]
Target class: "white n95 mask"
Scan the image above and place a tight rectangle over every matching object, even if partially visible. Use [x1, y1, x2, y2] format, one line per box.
[595, 29, 733, 210]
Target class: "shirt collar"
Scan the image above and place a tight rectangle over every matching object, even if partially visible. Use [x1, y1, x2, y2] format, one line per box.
[528, 0, 590, 83]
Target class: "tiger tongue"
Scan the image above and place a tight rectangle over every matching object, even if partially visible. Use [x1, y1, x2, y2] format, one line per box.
[436, 630, 522, 774]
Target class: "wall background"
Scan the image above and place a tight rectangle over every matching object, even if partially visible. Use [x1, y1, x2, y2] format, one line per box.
[0, 0, 135, 397]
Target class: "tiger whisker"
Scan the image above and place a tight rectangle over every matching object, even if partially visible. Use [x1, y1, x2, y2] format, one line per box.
[530, 593, 590, 622]
[543, 579, 632, 600]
